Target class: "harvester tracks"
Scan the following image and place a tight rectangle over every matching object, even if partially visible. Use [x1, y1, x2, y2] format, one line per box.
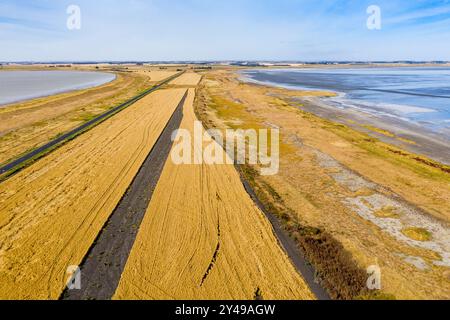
[61, 90, 188, 300]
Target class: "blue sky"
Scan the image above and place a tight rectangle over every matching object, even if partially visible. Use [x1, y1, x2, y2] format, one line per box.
[1, 0, 450, 61]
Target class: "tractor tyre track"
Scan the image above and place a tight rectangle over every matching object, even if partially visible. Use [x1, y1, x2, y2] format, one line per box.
[61, 91, 188, 300]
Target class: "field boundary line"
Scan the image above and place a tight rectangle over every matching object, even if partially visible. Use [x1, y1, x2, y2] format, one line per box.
[61, 90, 188, 300]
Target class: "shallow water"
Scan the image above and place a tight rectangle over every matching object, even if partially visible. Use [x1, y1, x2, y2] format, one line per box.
[0, 71, 116, 106]
[242, 67, 450, 135]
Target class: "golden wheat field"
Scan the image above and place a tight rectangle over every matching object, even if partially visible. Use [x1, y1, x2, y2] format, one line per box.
[129, 69, 178, 83]
[169, 72, 203, 86]
[0, 88, 187, 299]
[113, 89, 314, 300]
[0, 71, 157, 165]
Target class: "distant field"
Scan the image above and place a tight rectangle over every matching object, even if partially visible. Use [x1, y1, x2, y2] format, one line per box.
[0, 70, 158, 165]
[0, 88, 186, 299]
[169, 72, 202, 86]
[114, 89, 314, 300]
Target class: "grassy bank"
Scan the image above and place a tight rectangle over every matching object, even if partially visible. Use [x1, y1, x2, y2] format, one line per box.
[194, 82, 398, 300]
[194, 70, 450, 299]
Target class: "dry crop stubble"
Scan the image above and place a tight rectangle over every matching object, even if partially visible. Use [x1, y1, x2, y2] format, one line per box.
[196, 70, 450, 299]
[169, 72, 203, 86]
[114, 89, 314, 300]
[0, 71, 157, 165]
[0, 88, 187, 299]
[129, 69, 178, 83]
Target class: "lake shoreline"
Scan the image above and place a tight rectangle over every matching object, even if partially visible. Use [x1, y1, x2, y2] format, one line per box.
[297, 96, 450, 165]
[0, 70, 117, 107]
[240, 70, 450, 165]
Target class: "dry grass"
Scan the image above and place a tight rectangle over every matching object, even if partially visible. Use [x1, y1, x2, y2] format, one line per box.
[402, 228, 433, 242]
[195, 70, 450, 300]
[114, 89, 314, 300]
[0, 71, 154, 165]
[0, 89, 187, 299]
[128, 69, 177, 83]
[169, 72, 202, 86]
[373, 206, 401, 219]
[237, 165, 372, 300]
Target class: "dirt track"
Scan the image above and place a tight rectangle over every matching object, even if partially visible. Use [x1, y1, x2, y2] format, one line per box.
[113, 89, 315, 300]
[62, 91, 187, 300]
[0, 89, 186, 299]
